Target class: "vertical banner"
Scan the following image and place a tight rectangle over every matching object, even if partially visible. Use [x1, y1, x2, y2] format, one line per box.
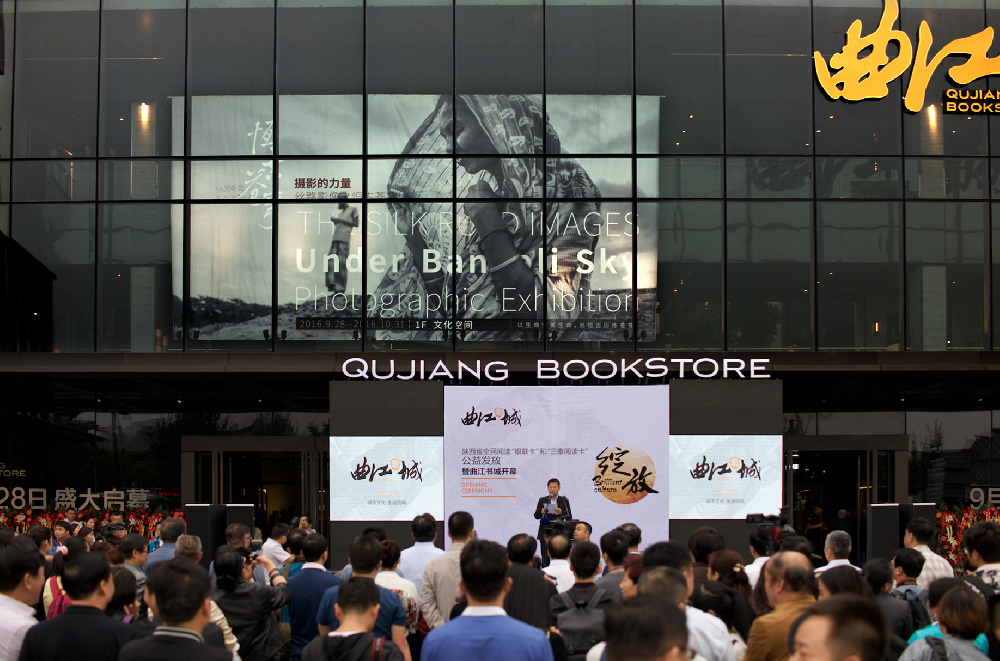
[443, 386, 669, 549]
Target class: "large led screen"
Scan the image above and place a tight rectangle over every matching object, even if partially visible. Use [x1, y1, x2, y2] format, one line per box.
[668, 435, 783, 519]
[329, 436, 444, 521]
[443, 386, 670, 549]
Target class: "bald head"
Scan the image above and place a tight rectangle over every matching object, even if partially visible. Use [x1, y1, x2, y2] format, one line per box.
[765, 551, 815, 605]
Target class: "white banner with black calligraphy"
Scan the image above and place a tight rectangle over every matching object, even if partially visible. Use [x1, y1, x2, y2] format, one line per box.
[329, 436, 444, 522]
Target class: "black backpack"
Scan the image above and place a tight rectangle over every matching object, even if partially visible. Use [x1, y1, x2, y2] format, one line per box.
[889, 587, 932, 632]
[322, 633, 388, 661]
[555, 589, 607, 661]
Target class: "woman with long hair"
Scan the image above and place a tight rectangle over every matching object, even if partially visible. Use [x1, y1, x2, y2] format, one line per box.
[104, 566, 140, 623]
[750, 559, 772, 616]
[212, 546, 290, 661]
[817, 565, 873, 600]
[375, 540, 419, 636]
[691, 580, 757, 661]
[708, 549, 752, 598]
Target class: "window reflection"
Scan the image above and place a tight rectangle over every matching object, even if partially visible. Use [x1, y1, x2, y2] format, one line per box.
[727, 158, 812, 199]
[14, 0, 100, 158]
[13, 161, 96, 202]
[725, 0, 812, 155]
[98, 204, 182, 352]
[188, 204, 273, 350]
[905, 158, 987, 199]
[905, 202, 987, 350]
[638, 157, 722, 199]
[817, 202, 900, 350]
[636, 0, 722, 154]
[643, 201, 722, 350]
[188, 0, 274, 157]
[100, 0, 185, 158]
[277, 0, 362, 155]
[12, 204, 96, 352]
[727, 202, 812, 351]
[816, 158, 902, 199]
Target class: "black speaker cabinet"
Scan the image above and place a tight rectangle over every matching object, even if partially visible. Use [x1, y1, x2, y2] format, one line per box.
[868, 504, 900, 563]
[183, 503, 226, 569]
[226, 504, 255, 533]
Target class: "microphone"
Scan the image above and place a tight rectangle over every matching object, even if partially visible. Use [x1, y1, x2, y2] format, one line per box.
[540, 517, 551, 525]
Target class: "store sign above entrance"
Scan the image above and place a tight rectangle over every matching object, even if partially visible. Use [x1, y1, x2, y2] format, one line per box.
[814, 0, 1000, 113]
[340, 357, 771, 381]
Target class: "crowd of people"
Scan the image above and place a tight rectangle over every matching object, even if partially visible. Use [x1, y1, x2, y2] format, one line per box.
[3, 506, 1000, 661]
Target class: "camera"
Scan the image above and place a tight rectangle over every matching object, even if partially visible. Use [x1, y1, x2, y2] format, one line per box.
[543, 519, 577, 539]
[103, 522, 126, 544]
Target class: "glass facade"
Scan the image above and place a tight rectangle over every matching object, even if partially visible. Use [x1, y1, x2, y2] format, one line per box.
[4, 0, 1000, 353]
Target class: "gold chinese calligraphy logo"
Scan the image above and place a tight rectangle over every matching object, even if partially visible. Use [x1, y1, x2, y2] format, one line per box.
[814, 0, 1000, 113]
[593, 445, 658, 505]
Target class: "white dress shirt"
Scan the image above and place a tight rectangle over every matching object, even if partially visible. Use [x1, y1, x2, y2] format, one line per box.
[543, 559, 576, 593]
[462, 606, 507, 616]
[814, 558, 861, 575]
[914, 545, 955, 589]
[376, 570, 419, 604]
[261, 538, 291, 567]
[398, 541, 444, 607]
[0, 593, 37, 661]
[687, 606, 737, 661]
[745, 556, 768, 589]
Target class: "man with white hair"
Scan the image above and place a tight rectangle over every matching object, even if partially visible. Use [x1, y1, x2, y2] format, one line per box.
[814, 531, 860, 575]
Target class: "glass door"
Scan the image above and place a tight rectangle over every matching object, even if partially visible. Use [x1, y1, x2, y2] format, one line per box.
[789, 449, 872, 566]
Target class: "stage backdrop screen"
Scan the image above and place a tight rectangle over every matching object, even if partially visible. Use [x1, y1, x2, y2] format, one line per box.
[443, 386, 669, 550]
[668, 435, 783, 519]
[329, 436, 444, 521]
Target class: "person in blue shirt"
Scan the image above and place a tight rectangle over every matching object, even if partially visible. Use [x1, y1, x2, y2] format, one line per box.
[907, 577, 990, 655]
[287, 533, 340, 661]
[421, 539, 554, 661]
[316, 534, 410, 661]
[143, 517, 186, 570]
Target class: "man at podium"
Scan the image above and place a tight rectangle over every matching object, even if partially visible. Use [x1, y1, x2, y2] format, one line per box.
[534, 478, 572, 565]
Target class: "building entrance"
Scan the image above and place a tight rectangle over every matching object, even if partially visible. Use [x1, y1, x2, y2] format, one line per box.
[786, 436, 908, 566]
[182, 436, 328, 537]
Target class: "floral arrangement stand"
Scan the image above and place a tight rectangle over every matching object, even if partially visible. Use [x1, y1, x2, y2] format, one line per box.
[0, 508, 185, 540]
[937, 504, 1000, 575]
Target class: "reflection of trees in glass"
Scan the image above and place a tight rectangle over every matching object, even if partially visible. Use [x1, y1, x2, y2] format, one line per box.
[118, 413, 230, 493]
[909, 421, 943, 501]
[728, 300, 782, 348]
[250, 411, 299, 436]
[306, 420, 330, 437]
[783, 413, 811, 436]
[816, 159, 851, 199]
[746, 158, 811, 194]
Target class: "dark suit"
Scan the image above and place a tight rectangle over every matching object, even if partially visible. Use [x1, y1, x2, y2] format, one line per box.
[534, 495, 571, 567]
[119, 627, 233, 661]
[132, 614, 228, 649]
[18, 605, 140, 661]
[534, 495, 572, 539]
[505, 562, 556, 631]
[874, 592, 914, 641]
